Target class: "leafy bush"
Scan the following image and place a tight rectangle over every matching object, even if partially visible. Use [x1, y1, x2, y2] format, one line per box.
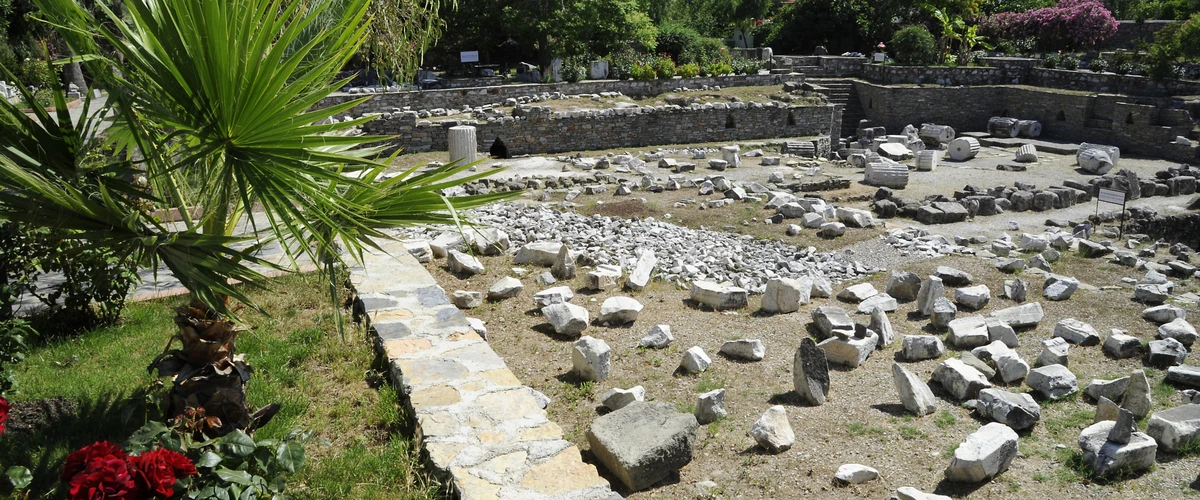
[1111, 50, 1135, 74]
[1061, 54, 1080, 69]
[631, 62, 657, 80]
[1090, 57, 1109, 72]
[730, 56, 764, 75]
[654, 23, 729, 67]
[677, 63, 700, 78]
[653, 56, 676, 79]
[18, 59, 54, 90]
[980, 0, 1119, 50]
[888, 25, 938, 65]
[561, 59, 586, 82]
[705, 62, 734, 76]
[1043, 53, 1062, 68]
[1143, 14, 1200, 81]
[606, 48, 648, 80]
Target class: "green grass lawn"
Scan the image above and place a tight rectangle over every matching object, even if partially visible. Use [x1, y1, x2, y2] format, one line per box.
[0, 274, 443, 499]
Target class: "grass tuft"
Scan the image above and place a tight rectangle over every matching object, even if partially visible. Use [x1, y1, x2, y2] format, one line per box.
[934, 410, 957, 429]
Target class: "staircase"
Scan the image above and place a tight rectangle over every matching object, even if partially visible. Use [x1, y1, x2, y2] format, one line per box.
[808, 78, 866, 138]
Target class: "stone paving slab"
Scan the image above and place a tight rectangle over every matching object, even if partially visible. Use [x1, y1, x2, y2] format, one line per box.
[351, 240, 618, 500]
[960, 131, 1080, 155]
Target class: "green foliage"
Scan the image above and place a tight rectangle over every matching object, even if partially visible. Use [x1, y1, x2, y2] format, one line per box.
[761, 0, 902, 56]
[889, 25, 939, 65]
[1043, 53, 1062, 68]
[1090, 57, 1109, 72]
[0, 318, 31, 394]
[1061, 54, 1080, 69]
[1127, 0, 1200, 20]
[677, 62, 700, 78]
[653, 56, 677, 78]
[17, 57, 51, 89]
[1144, 13, 1200, 80]
[1111, 50, 1136, 73]
[125, 420, 316, 498]
[561, 57, 587, 82]
[705, 61, 734, 76]
[730, 56, 763, 74]
[654, 22, 729, 67]
[995, 35, 1037, 55]
[631, 62, 658, 80]
[362, 0, 455, 84]
[933, 410, 957, 428]
[605, 48, 650, 80]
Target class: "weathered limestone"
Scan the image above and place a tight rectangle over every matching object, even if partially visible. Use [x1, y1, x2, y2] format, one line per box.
[585, 265, 623, 291]
[1043, 274, 1080, 301]
[448, 125, 478, 164]
[533, 286, 575, 306]
[933, 358, 992, 400]
[902, 335, 945, 361]
[587, 401, 699, 491]
[572, 336, 611, 381]
[989, 302, 1044, 328]
[1167, 365, 1200, 388]
[1146, 404, 1200, 452]
[947, 137, 980, 161]
[601, 386, 646, 411]
[487, 276, 524, 300]
[451, 290, 483, 309]
[812, 306, 856, 339]
[977, 389, 1041, 430]
[1143, 305, 1187, 324]
[917, 276, 946, 316]
[680, 346, 712, 374]
[694, 389, 727, 424]
[1027, 364, 1078, 399]
[986, 318, 1019, 348]
[1078, 420, 1157, 477]
[543, 302, 590, 336]
[869, 307, 896, 347]
[639, 325, 673, 349]
[893, 362, 938, 416]
[761, 277, 812, 314]
[446, 249, 485, 276]
[947, 316, 991, 349]
[1054, 318, 1101, 346]
[720, 339, 766, 361]
[1148, 338, 1188, 368]
[1036, 337, 1070, 368]
[1122, 370, 1152, 419]
[626, 249, 657, 291]
[1104, 331, 1142, 359]
[1003, 279, 1027, 303]
[835, 464, 880, 484]
[551, 245, 576, 280]
[598, 296, 644, 325]
[931, 297, 958, 330]
[818, 332, 878, 368]
[837, 282, 879, 303]
[690, 281, 748, 310]
[750, 406, 795, 453]
[886, 270, 922, 301]
[794, 338, 830, 406]
[514, 242, 564, 266]
[1159, 318, 1198, 348]
[944, 423, 1019, 483]
[955, 285, 991, 310]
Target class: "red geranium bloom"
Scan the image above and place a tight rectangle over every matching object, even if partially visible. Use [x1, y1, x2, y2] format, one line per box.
[65, 454, 139, 500]
[129, 449, 197, 498]
[0, 396, 9, 435]
[61, 441, 129, 483]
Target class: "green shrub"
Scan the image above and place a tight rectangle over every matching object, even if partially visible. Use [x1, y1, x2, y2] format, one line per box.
[705, 62, 734, 76]
[1061, 55, 1080, 70]
[656, 22, 702, 60]
[561, 58, 586, 83]
[18, 58, 54, 89]
[731, 56, 763, 75]
[1090, 58, 1109, 72]
[631, 62, 657, 80]
[1042, 53, 1061, 68]
[1111, 50, 1135, 74]
[677, 63, 700, 78]
[653, 56, 676, 79]
[888, 25, 938, 65]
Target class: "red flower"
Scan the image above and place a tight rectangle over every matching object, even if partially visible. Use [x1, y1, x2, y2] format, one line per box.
[129, 449, 197, 498]
[65, 454, 139, 500]
[0, 396, 9, 435]
[61, 441, 128, 483]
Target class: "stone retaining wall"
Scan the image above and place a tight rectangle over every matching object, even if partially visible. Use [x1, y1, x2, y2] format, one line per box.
[1100, 20, 1182, 50]
[853, 81, 1198, 162]
[860, 62, 1200, 98]
[319, 74, 783, 115]
[362, 103, 841, 156]
[1128, 213, 1200, 249]
[772, 55, 867, 77]
[351, 240, 618, 500]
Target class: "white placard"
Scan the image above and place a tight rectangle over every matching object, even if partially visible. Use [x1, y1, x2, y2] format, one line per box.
[460, 51, 479, 63]
[1098, 188, 1126, 205]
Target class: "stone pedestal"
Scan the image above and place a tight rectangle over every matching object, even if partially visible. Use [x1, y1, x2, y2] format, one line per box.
[448, 126, 478, 165]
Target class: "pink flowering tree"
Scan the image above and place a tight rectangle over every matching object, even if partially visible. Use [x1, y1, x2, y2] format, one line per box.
[980, 0, 1118, 51]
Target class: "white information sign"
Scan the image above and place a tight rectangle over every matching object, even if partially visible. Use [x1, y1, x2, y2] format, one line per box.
[1098, 188, 1126, 205]
[460, 51, 479, 63]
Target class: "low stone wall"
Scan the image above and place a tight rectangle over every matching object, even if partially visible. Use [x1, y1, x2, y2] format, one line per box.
[351, 240, 618, 500]
[772, 55, 867, 77]
[854, 81, 1198, 162]
[319, 74, 784, 116]
[363, 102, 841, 156]
[859, 61, 1200, 98]
[1128, 213, 1200, 249]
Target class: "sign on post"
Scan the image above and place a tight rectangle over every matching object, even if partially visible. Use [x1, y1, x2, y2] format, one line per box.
[1096, 188, 1128, 237]
[460, 51, 479, 64]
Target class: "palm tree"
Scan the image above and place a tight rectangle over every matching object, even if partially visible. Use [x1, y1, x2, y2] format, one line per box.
[0, 0, 514, 436]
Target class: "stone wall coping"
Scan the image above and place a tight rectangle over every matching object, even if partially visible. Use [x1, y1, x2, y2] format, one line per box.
[351, 240, 619, 500]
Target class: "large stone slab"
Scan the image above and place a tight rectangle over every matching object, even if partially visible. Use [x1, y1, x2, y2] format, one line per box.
[812, 306, 855, 339]
[690, 281, 748, 310]
[544, 302, 590, 336]
[818, 333, 877, 368]
[1145, 404, 1200, 452]
[1167, 365, 1200, 388]
[750, 405, 795, 453]
[761, 277, 811, 314]
[933, 358, 992, 400]
[587, 401, 699, 491]
[572, 336, 611, 381]
[902, 335, 945, 361]
[1027, 364, 1078, 399]
[947, 316, 991, 349]
[988, 302, 1044, 328]
[893, 362, 938, 416]
[1054, 318, 1101, 346]
[944, 423, 1019, 483]
[1078, 420, 1157, 477]
[794, 338, 830, 405]
[977, 388, 1041, 430]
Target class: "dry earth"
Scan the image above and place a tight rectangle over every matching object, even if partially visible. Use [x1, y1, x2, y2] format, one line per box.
[408, 134, 1200, 498]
